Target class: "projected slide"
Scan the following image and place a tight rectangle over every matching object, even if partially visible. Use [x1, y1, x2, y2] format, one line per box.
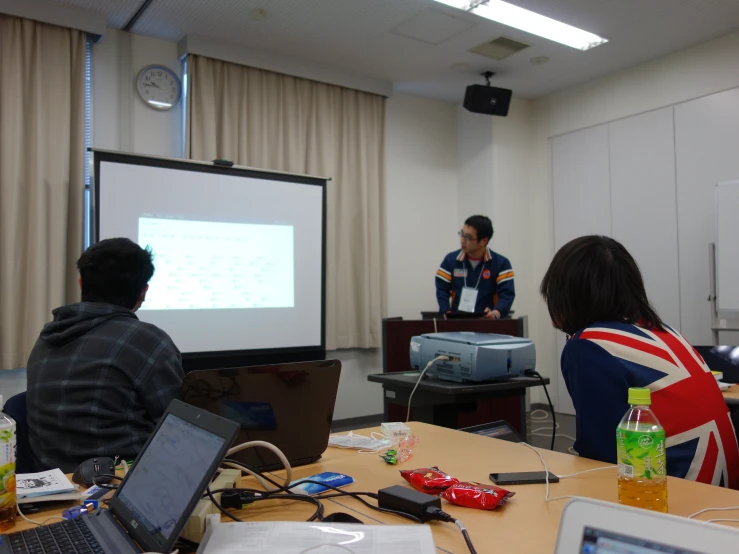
[138, 217, 295, 310]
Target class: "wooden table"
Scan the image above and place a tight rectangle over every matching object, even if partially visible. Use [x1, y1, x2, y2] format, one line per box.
[723, 384, 739, 405]
[12, 422, 739, 553]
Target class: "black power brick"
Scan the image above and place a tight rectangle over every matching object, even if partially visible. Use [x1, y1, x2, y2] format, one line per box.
[377, 485, 442, 522]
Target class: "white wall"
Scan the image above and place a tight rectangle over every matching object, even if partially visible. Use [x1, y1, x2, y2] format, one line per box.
[385, 93, 459, 320]
[506, 29, 739, 411]
[457, 107, 493, 223]
[92, 30, 183, 157]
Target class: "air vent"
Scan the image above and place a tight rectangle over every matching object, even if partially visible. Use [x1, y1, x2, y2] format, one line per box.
[469, 36, 530, 60]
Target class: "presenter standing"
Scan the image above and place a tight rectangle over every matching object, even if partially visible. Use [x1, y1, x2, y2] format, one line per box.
[435, 215, 515, 319]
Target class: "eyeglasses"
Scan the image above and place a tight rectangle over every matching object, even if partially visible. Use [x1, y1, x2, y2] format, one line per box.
[458, 230, 478, 242]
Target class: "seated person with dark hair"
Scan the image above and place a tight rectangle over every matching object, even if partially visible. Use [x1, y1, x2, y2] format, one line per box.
[27, 238, 184, 472]
[541, 235, 739, 488]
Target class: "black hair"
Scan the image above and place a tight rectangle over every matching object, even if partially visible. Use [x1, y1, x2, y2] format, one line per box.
[464, 215, 494, 244]
[77, 238, 154, 310]
[540, 235, 665, 336]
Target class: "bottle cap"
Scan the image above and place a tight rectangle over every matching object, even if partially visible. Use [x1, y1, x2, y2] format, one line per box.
[628, 387, 651, 406]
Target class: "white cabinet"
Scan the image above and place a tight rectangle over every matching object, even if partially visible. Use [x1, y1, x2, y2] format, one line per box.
[551, 124, 611, 415]
[675, 89, 739, 345]
[609, 108, 681, 330]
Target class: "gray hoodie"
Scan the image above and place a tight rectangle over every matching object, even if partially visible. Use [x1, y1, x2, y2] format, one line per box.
[26, 302, 183, 473]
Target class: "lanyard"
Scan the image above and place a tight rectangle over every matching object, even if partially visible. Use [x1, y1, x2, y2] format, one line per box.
[464, 259, 484, 291]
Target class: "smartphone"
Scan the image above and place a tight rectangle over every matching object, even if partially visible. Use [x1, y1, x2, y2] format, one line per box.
[489, 471, 560, 485]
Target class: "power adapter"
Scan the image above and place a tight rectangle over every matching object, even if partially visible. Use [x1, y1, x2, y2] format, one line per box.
[377, 485, 442, 522]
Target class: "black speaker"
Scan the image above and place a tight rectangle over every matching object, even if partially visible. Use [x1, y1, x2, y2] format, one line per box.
[463, 85, 513, 117]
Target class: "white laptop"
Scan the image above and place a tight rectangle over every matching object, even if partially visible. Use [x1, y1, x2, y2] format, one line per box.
[556, 497, 739, 554]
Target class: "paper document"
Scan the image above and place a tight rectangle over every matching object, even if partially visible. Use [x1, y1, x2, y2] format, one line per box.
[198, 521, 436, 554]
[16, 469, 76, 499]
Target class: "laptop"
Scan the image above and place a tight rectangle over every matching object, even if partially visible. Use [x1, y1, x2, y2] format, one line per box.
[556, 497, 739, 554]
[1, 399, 239, 554]
[181, 359, 341, 471]
[459, 420, 523, 443]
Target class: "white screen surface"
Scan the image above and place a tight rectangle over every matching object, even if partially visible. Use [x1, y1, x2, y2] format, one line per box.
[97, 157, 324, 353]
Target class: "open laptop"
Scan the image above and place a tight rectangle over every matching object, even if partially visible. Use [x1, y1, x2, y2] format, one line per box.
[1, 399, 239, 554]
[556, 497, 739, 554]
[181, 359, 341, 471]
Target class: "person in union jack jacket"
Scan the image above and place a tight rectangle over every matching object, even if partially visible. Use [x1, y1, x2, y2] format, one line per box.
[541, 235, 739, 489]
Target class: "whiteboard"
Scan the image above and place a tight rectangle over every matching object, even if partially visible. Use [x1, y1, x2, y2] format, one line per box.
[716, 181, 739, 313]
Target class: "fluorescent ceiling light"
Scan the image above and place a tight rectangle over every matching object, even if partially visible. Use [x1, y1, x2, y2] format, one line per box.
[432, 0, 608, 51]
[149, 100, 173, 107]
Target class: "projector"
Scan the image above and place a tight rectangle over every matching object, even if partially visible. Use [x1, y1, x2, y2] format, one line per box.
[409, 332, 535, 383]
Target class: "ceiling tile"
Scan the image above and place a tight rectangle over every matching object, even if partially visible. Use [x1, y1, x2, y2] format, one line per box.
[390, 9, 476, 45]
[48, 0, 739, 102]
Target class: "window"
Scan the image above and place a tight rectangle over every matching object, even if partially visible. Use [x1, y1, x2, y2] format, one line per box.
[83, 37, 93, 249]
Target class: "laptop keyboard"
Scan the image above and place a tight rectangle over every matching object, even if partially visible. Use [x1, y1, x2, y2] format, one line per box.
[5, 518, 104, 554]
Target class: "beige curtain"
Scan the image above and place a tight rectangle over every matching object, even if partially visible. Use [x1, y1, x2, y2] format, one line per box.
[187, 55, 385, 350]
[0, 16, 86, 369]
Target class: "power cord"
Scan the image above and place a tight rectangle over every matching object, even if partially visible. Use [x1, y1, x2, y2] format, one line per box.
[530, 371, 556, 450]
[519, 442, 616, 503]
[530, 409, 577, 455]
[407, 355, 450, 422]
[222, 440, 293, 491]
[92, 474, 123, 490]
[688, 505, 739, 519]
[215, 458, 423, 524]
[15, 504, 67, 526]
[210, 455, 476, 553]
[424, 507, 477, 554]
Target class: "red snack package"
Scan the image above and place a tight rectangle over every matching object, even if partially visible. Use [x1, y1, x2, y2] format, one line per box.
[441, 482, 515, 510]
[400, 467, 460, 495]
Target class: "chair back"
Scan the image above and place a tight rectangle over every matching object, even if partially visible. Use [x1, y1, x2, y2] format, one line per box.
[3, 392, 34, 474]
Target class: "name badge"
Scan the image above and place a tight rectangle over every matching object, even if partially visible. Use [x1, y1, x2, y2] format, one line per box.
[458, 287, 478, 313]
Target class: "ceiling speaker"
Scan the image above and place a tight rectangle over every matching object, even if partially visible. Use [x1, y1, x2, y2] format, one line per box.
[463, 85, 512, 117]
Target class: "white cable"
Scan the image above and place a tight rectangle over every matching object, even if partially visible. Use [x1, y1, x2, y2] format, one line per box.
[519, 442, 575, 503]
[225, 440, 293, 491]
[221, 461, 276, 491]
[15, 504, 67, 526]
[556, 466, 617, 479]
[529, 409, 578, 454]
[406, 356, 449, 422]
[433, 318, 438, 334]
[688, 505, 739, 519]
[518, 442, 614, 503]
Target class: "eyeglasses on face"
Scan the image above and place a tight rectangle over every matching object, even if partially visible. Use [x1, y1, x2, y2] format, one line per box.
[458, 230, 478, 242]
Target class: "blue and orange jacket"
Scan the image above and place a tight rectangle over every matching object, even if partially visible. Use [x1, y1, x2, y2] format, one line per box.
[435, 249, 515, 316]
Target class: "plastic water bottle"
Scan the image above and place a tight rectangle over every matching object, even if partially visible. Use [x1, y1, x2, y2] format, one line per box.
[0, 396, 16, 531]
[616, 388, 667, 512]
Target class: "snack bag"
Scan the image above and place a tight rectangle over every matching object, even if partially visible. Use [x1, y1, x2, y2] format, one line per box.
[441, 482, 514, 510]
[400, 467, 459, 495]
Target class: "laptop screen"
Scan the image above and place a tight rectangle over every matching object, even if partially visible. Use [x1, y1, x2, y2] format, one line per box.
[580, 526, 707, 554]
[115, 413, 226, 543]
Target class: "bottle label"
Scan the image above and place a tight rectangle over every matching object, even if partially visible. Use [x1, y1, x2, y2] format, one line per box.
[617, 428, 666, 480]
[0, 426, 16, 510]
